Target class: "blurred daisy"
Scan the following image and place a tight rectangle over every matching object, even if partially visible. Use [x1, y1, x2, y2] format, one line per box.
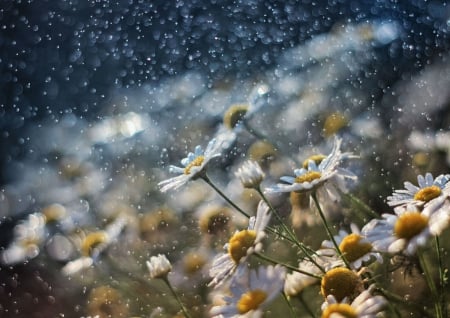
[235, 160, 266, 189]
[387, 172, 450, 207]
[210, 265, 286, 318]
[362, 197, 450, 255]
[209, 201, 271, 287]
[284, 255, 325, 297]
[321, 285, 386, 318]
[158, 138, 224, 192]
[62, 215, 127, 275]
[265, 137, 356, 195]
[0, 212, 47, 265]
[318, 223, 382, 269]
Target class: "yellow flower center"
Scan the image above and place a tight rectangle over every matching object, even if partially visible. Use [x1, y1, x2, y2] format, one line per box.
[302, 154, 326, 169]
[184, 156, 205, 175]
[322, 303, 357, 318]
[321, 267, 361, 302]
[394, 212, 429, 240]
[228, 230, 257, 263]
[237, 289, 267, 314]
[223, 104, 249, 129]
[413, 185, 442, 202]
[339, 233, 373, 263]
[295, 171, 322, 184]
[42, 203, 66, 223]
[81, 231, 109, 257]
[323, 112, 348, 137]
[183, 252, 207, 275]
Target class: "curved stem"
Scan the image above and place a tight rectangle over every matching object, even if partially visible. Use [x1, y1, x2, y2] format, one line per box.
[255, 252, 322, 279]
[435, 236, 448, 318]
[257, 187, 325, 273]
[342, 191, 379, 220]
[418, 247, 443, 318]
[311, 191, 351, 269]
[201, 174, 250, 218]
[163, 277, 192, 318]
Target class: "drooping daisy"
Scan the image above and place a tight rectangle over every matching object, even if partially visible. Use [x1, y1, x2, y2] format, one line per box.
[235, 160, 266, 190]
[321, 285, 387, 318]
[362, 197, 450, 255]
[210, 265, 286, 318]
[265, 137, 357, 195]
[146, 254, 172, 279]
[158, 138, 224, 192]
[387, 172, 450, 207]
[209, 201, 271, 287]
[318, 223, 382, 269]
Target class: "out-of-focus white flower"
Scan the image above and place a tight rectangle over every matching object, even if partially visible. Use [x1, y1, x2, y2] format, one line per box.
[321, 285, 386, 318]
[235, 160, 265, 189]
[210, 265, 286, 318]
[284, 256, 324, 297]
[61, 215, 127, 275]
[158, 138, 224, 192]
[209, 201, 271, 288]
[362, 197, 450, 255]
[0, 212, 47, 265]
[146, 254, 172, 279]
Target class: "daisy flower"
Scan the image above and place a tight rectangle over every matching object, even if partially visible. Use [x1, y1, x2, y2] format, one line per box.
[387, 172, 450, 207]
[235, 160, 266, 189]
[158, 138, 224, 192]
[265, 137, 356, 195]
[362, 197, 450, 255]
[146, 254, 172, 279]
[210, 265, 286, 318]
[209, 201, 271, 287]
[321, 285, 386, 318]
[318, 223, 382, 269]
[320, 267, 364, 302]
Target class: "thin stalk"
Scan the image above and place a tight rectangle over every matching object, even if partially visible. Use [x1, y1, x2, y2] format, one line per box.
[255, 252, 322, 279]
[298, 293, 316, 318]
[342, 191, 379, 219]
[257, 187, 325, 273]
[282, 292, 297, 317]
[376, 286, 432, 318]
[243, 120, 270, 141]
[201, 173, 250, 218]
[162, 277, 192, 318]
[435, 236, 448, 318]
[311, 191, 351, 269]
[202, 173, 304, 247]
[418, 248, 443, 318]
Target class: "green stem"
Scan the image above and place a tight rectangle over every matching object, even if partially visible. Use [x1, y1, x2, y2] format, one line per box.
[257, 187, 325, 273]
[243, 120, 270, 141]
[282, 292, 297, 317]
[298, 292, 316, 318]
[435, 236, 448, 318]
[342, 191, 379, 220]
[201, 173, 250, 218]
[418, 248, 443, 318]
[163, 277, 192, 318]
[376, 286, 432, 318]
[311, 191, 351, 269]
[255, 252, 322, 279]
